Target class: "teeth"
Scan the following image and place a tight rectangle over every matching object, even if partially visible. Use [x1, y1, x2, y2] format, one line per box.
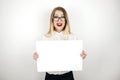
[57, 23, 62, 26]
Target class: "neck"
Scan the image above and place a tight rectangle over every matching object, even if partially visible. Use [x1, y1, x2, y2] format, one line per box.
[55, 30, 63, 33]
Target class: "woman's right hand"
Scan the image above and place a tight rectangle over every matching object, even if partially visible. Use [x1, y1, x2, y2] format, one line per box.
[33, 52, 39, 61]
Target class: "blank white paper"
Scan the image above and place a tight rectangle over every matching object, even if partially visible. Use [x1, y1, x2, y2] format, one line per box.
[36, 40, 83, 72]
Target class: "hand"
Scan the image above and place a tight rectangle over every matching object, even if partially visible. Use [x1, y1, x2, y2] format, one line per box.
[33, 52, 39, 60]
[80, 50, 87, 60]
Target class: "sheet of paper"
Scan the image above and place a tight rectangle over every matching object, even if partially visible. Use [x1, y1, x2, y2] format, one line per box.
[36, 40, 83, 72]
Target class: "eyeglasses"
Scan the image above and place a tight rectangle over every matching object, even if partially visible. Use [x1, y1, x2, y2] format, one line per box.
[53, 16, 65, 21]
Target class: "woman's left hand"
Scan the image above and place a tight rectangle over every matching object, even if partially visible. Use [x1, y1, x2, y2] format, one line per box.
[80, 50, 87, 60]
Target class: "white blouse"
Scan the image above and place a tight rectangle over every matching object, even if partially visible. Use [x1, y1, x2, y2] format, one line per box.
[38, 31, 79, 74]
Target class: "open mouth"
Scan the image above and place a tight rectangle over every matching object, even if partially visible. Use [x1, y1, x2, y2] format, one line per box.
[57, 23, 62, 27]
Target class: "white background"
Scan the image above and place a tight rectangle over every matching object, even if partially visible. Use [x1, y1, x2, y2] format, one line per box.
[0, 0, 120, 80]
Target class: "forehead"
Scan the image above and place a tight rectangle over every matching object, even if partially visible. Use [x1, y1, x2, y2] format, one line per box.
[54, 10, 64, 15]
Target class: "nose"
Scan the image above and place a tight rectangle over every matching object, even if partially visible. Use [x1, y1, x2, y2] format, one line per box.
[58, 17, 62, 21]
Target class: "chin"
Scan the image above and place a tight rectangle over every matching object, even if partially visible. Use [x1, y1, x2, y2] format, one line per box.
[58, 28, 64, 31]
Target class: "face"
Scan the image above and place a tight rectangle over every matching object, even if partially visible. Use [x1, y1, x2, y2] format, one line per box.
[53, 10, 65, 32]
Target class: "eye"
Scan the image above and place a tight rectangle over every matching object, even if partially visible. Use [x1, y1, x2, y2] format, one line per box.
[53, 16, 58, 18]
[61, 16, 65, 18]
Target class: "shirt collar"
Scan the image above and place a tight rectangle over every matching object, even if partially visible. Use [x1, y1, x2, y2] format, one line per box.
[53, 31, 64, 35]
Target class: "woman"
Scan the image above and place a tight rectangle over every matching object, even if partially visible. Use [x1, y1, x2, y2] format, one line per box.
[33, 6, 87, 80]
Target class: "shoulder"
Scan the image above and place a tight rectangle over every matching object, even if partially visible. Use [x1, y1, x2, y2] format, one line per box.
[68, 32, 80, 40]
[38, 34, 52, 40]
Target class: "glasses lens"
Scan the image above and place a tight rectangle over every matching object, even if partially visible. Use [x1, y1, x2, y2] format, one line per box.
[53, 16, 58, 21]
[60, 16, 65, 21]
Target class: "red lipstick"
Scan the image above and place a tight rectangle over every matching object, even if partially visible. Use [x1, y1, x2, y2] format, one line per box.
[57, 23, 62, 27]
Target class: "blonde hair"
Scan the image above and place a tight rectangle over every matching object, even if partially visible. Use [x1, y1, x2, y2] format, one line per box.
[46, 6, 71, 40]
